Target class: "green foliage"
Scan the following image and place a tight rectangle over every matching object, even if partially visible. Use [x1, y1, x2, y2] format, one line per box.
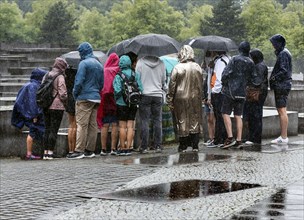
[202, 0, 245, 44]
[179, 5, 213, 40]
[39, 1, 77, 45]
[76, 8, 110, 51]
[0, 1, 25, 42]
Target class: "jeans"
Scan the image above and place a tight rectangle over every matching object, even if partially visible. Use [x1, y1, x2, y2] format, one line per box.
[139, 96, 163, 150]
[43, 109, 64, 151]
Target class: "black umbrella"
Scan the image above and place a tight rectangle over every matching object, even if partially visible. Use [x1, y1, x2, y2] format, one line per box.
[124, 33, 181, 57]
[184, 35, 238, 52]
[106, 39, 133, 57]
[61, 51, 107, 69]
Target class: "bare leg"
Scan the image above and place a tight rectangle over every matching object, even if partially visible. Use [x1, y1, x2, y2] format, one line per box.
[119, 121, 127, 150]
[126, 120, 135, 149]
[277, 107, 288, 138]
[235, 115, 243, 141]
[111, 123, 118, 150]
[222, 114, 233, 138]
[101, 123, 109, 151]
[26, 134, 33, 156]
[207, 112, 215, 140]
[68, 114, 76, 153]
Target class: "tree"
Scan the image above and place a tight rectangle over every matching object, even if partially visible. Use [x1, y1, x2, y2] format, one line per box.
[39, 1, 77, 46]
[179, 4, 213, 40]
[106, 0, 184, 48]
[0, 1, 25, 42]
[201, 0, 245, 44]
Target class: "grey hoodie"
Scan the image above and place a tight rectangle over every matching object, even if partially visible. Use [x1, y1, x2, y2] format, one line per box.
[135, 56, 166, 97]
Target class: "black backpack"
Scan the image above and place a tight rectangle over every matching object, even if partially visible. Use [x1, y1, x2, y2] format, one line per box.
[118, 71, 141, 107]
[36, 73, 62, 109]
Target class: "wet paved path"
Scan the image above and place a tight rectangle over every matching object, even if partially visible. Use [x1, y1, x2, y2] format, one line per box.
[0, 135, 303, 220]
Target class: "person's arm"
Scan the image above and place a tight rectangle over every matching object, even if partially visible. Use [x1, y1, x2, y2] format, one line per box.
[166, 67, 177, 110]
[73, 62, 86, 99]
[270, 52, 291, 82]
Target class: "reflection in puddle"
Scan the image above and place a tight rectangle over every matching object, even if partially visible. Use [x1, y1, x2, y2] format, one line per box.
[231, 182, 304, 219]
[79, 180, 261, 202]
[122, 153, 231, 166]
[237, 143, 304, 153]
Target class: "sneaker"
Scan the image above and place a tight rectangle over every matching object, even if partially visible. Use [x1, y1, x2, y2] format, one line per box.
[100, 149, 108, 156]
[118, 150, 126, 156]
[222, 138, 236, 149]
[245, 141, 254, 146]
[206, 142, 218, 148]
[212, 141, 224, 148]
[43, 154, 48, 160]
[203, 139, 214, 146]
[155, 147, 162, 153]
[84, 150, 95, 158]
[271, 136, 289, 144]
[233, 141, 243, 149]
[140, 149, 148, 154]
[192, 148, 199, 152]
[47, 154, 54, 160]
[125, 150, 132, 156]
[110, 150, 117, 155]
[67, 151, 85, 159]
[26, 154, 41, 160]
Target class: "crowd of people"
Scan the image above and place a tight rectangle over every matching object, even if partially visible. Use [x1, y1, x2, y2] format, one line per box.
[11, 33, 293, 160]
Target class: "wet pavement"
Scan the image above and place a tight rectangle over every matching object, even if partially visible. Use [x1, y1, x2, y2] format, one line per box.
[0, 135, 303, 220]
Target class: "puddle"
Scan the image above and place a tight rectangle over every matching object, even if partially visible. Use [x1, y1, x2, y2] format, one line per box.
[235, 143, 304, 153]
[120, 153, 231, 166]
[79, 179, 261, 202]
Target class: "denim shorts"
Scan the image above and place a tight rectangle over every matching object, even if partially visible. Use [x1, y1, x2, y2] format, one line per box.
[116, 105, 138, 121]
[102, 115, 118, 124]
[204, 104, 214, 113]
[274, 89, 290, 108]
[221, 96, 245, 116]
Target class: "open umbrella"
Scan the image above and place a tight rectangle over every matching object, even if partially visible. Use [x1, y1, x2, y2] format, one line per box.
[184, 35, 238, 52]
[106, 39, 133, 57]
[125, 33, 181, 57]
[61, 51, 107, 69]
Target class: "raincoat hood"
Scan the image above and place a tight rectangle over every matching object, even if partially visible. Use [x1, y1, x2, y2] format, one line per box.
[141, 56, 162, 68]
[53, 57, 68, 73]
[104, 53, 120, 69]
[178, 45, 195, 63]
[30, 68, 47, 83]
[78, 42, 93, 60]
[250, 49, 264, 65]
[270, 34, 286, 53]
[238, 41, 250, 57]
[119, 55, 132, 70]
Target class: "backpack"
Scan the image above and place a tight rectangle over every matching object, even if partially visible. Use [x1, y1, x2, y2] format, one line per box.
[36, 73, 61, 109]
[118, 71, 141, 107]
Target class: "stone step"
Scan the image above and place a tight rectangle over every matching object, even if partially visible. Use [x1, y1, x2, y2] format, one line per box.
[8, 67, 49, 75]
[9, 48, 71, 60]
[0, 55, 27, 74]
[0, 82, 24, 92]
[0, 97, 15, 105]
[21, 60, 53, 68]
[0, 92, 18, 97]
[0, 74, 31, 78]
[0, 77, 28, 83]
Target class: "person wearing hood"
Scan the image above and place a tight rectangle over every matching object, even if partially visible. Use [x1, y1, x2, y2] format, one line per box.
[113, 55, 143, 156]
[269, 34, 292, 144]
[97, 53, 120, 156]
[243, 49, 269, 146]
[136, 55, 166, 154]
[166, 45, 203, 152]
[42, 57, 68, 160]
[221, 41, 255, 149]
[11, 68, 47, 160]
[68, 42, 104, 159]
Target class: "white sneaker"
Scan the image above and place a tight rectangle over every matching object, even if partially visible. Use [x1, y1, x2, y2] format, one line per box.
[203, 139, 214, 146]
[270, 136, 289, 144]
[245, 141, 254, 145]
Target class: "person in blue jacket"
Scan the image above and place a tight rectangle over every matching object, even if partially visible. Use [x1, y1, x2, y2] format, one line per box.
[269, 34, 292, 144]
[11, 68, 47, 160]
[113, 55, 143, 156]
[68, 42, 104, 159]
